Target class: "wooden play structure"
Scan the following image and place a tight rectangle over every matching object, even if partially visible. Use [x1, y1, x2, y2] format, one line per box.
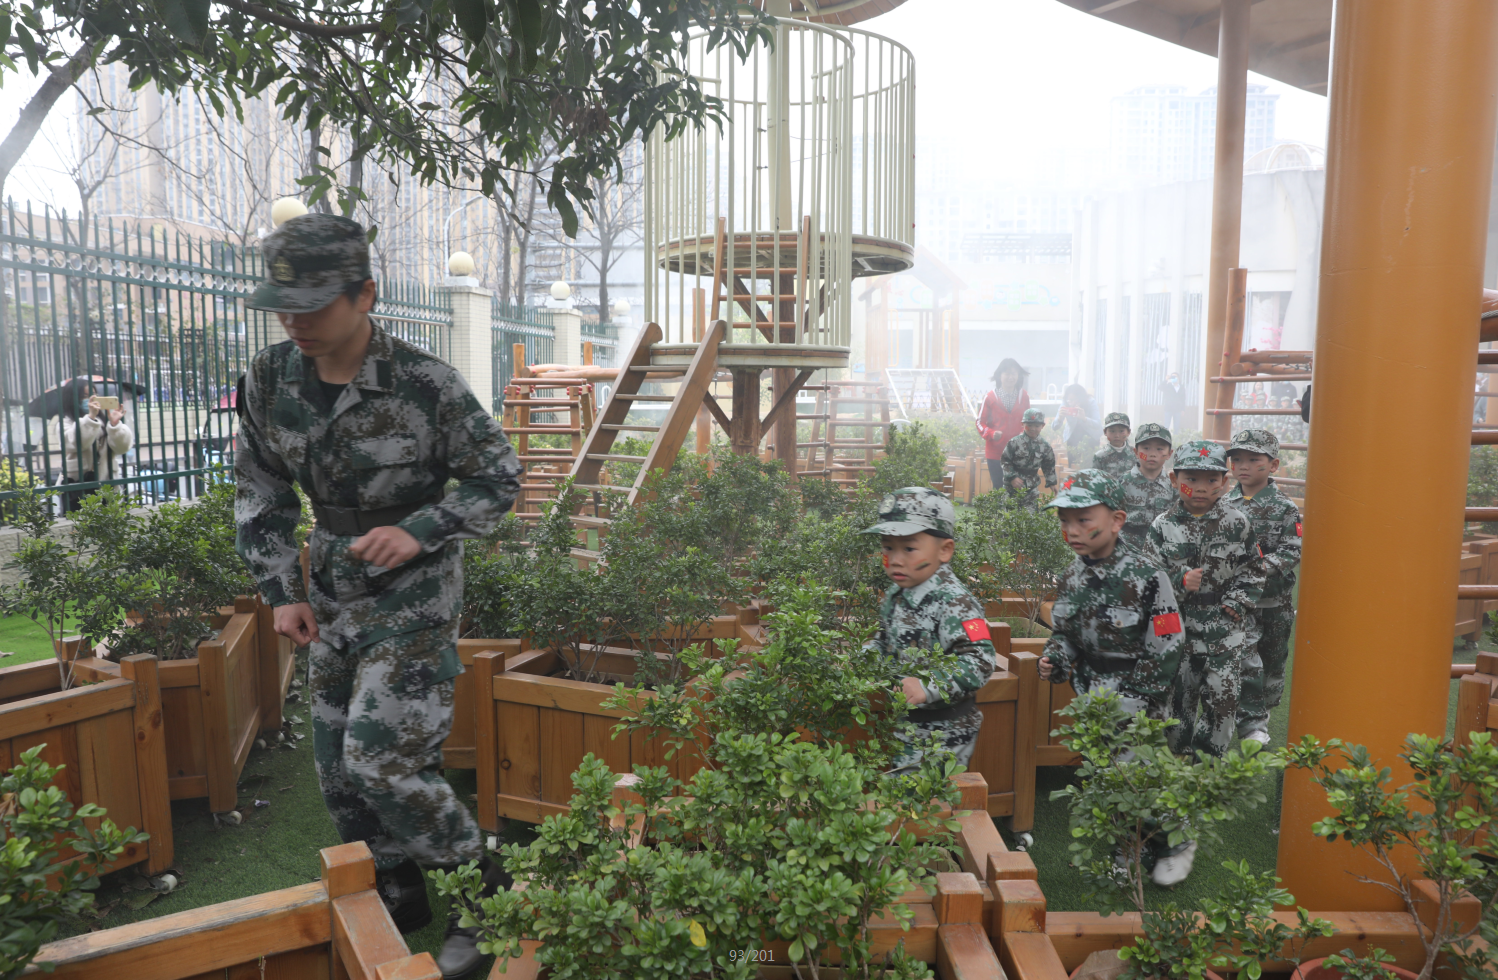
[795, 380, 893, 486]
[499, 354, 597, 522]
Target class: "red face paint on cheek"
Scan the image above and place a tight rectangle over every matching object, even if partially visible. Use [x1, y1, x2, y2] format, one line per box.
[882, 554, 890, 568]
[916, 562, 931, 571]
[1182, 486, 1194, 497]
[1089, 529, 1101, 539]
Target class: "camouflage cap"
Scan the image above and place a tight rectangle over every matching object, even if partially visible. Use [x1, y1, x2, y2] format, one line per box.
[1021, 408, 1046, 425]
[1103, 412, 1130, 429]
[247, 213, 372, 313]
[1134, 422, 1172, 447]
[863, 486, 957, 538]
[1227, 427, 1280, 460]
[1173, 440, 1229, 472]
[1045, 468, 1125, 512]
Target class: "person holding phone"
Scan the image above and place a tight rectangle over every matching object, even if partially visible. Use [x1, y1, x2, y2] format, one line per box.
[58, 382, 133, 512]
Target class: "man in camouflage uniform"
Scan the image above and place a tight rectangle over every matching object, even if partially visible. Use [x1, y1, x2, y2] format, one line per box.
[236, 214, 523, 979]
[1143, 441, 1265, 760]
[1091, 412, 1135, 480]
[1000, 408, 1058, 509]
[1120, 422, 1174, 549]
[1038, 469, 1183, 718]
[863, 488, 997, 773]
[1226, 428, 1301, 744]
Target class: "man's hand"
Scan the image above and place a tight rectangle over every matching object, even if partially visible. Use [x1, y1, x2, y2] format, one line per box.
[1221, 604, 1241, 623]
[275, 602, 320, 646]
[1183, 568, 1204, 592]
[900, 676, 928, 705]
[1037, 657, 1054, 681]
[348, 526, 421, 570]
[1010, 477, 1024, 489]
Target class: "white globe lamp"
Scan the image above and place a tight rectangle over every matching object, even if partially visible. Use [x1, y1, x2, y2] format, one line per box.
[270, 197, 308, 227]
[549, 280, 572, 301]
[611, 298, 631, 317]
[447, 251, 476, 277]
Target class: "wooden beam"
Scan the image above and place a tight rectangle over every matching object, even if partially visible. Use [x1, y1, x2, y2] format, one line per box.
[0, 679, 134, 742]
[119, 655, 173, 876]
[759, 369, 815, 433]
[700, 391, 733, 431]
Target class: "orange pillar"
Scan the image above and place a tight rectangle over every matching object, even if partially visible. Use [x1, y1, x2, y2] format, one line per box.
[1201, 0, 1250, 440]
[1276, 0, 1498, 912]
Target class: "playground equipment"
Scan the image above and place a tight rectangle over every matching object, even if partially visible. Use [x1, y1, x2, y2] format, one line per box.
[884, 367, 976, 418]
[567, 3, 915, 509]
[796, 380, 893, 487]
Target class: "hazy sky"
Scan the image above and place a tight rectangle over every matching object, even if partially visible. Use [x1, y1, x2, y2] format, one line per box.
[0, 0, 1329, 211]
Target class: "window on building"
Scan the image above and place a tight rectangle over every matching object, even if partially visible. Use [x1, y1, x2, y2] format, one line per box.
[1182, 293, 1203, 407]
[1092, 298, 1108, 400]
[1141, 293, 1170, 406]
[1118, 297, 1131, 406]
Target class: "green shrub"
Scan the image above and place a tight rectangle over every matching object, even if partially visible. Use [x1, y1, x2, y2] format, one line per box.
[437, 585, 961, 980]
[0, 744, 150, 979]
[904, 414, 981, 458]
[954, 489, 1073, 633]
[0, 461, 37, 527]
[865, 422, 945, 498]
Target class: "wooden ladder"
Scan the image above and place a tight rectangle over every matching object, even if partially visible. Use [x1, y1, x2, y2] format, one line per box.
[568, 318, 727, 512]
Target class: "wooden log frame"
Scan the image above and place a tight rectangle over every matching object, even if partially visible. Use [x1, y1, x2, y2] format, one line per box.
[0, 652, 174, 877]
[27, 841, 439, 980]
[486, 774, 1008, 980]
[443, 638, 524, 769]
[72, 595, 290, 813]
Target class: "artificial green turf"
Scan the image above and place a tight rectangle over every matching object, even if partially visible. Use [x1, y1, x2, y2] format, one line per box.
[0, 614, 72, 666]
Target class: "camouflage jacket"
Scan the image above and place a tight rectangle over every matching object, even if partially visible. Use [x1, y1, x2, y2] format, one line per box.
[1227, 479, 1301, 605]
[1091, 444, 1135, 481]
[235, 323, 523, 649]
[1043, 543, 1183, 702]
[1120, 467, 1174, 548]
[1144, 497, 1265, 621]
[868, 564, 997, 712]
[1000, 433, 1057, 491]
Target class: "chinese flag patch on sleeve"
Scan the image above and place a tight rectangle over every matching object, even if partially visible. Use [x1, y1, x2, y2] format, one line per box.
[962, 618, 991, 642]
[1152, 612, 1182, 637]
[1295, 522, 1302, 537]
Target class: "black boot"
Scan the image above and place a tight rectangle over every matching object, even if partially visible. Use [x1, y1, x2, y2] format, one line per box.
[375, 859, 432, 934]
[435, 856, 513, 980]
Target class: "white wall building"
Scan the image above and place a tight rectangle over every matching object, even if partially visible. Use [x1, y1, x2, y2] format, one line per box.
[1109, 84, 1279, 187]
[1070, 144, 1326, 429]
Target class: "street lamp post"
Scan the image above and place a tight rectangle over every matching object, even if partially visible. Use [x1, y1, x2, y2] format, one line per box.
[443, 195, 486, 266]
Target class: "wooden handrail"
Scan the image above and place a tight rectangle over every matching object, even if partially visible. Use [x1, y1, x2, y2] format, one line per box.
[1457, 585, 1498, 600]
[1466, 507, 1498, 521]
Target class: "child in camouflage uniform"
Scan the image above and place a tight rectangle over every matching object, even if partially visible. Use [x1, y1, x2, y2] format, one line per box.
[1120, 422, 1174, 549]
[1226, 428, 1301, 745]
[1038, 468, 1193, 886]
[864, 487, 997, 773]
[1000, 408, 1058, 509]
[1037, 469, 1184, 720]
[1091, 412, 1134, 480]
[1144, 441, 1265, 762]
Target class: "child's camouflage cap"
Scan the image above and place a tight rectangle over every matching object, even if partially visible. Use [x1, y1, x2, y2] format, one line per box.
[1227, 428, 1279, 460]
[248, 213, 372, 313]
[1134, 422, 1172, 447]
[1103, 412, 1130, 428]
[1173, 440, 1229, 472]
[1021, 408, 1046, 425]
[863, 486, 956, 538]
[1045, 468, 1125, 511]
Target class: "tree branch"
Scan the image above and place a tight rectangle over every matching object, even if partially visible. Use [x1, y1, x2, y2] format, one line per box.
[216, 0, 385, 38]
[0, 42, 97, 198]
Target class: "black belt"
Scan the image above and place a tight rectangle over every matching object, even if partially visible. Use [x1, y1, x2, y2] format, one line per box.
[311, 494, 442, 536]
[910, 698, 978, 723]
[1181, 591, 1223, 606]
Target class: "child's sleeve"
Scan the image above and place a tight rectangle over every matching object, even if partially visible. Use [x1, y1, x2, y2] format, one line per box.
[1000, 438, 1020, 483]
[1040, 596, 1078, 685]
[924, 596, 997, 707]
[1262, 498, 1302, 579]
[1041, 442, 1057, 487]
[1124, 569, 1184, 701]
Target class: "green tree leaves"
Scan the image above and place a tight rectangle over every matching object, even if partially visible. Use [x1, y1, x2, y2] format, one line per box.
[153, 0, 210, 47]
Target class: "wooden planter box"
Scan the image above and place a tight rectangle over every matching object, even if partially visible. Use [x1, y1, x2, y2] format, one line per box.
[72, 595, 292, 813]
[471, 645, 695, 827]
[444, 638, 524, 769]
[27, 841, 439, 980]
[489, 773, 1013, 980]
[0, 652, 174, 877]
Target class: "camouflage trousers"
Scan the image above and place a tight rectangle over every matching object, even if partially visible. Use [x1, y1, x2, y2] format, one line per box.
[1073, 675, 1170, 721]
[1238, 602, 1294, 737]
[1169, 650, 1246, 758]
[309, 625, 483, 871]
[887, 710, 982, 775]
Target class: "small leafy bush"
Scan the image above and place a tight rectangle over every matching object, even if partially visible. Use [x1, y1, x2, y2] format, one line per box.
[1289, 732, 1498, 980]
[866, 422, 945, 498]
[437, 585, 963, 980]
[0, 744, 150, 979]
[956, 489, 1072, 635]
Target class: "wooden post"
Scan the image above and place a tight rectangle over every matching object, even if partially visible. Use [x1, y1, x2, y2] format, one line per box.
[197, 637, 236, 813]
[473, 651, 503, 832]
[582, 341, 593, 366]
[729, 369, 762, 455]
[1277, 0, 1498, 911]
[694, 287, 711, 455]
[119, 654, 173, 875]
[1209, 268, 1250, 431]
[1201, 0, 1252, 440]
[1010, 649, 1039, 833]
[255, 595, 284, 733]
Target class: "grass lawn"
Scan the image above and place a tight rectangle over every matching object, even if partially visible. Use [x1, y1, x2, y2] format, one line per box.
[0, 614, 73, 666]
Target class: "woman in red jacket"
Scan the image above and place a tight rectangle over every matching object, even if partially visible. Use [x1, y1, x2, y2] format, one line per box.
[976, 358, 1031, 490]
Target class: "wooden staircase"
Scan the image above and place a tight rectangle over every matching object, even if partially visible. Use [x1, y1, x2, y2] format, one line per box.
[568, 319, 727, 510]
